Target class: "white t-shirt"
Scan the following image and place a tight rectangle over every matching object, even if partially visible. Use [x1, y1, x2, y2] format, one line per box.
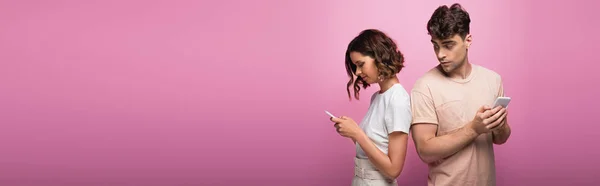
[356, 83, 412, 159]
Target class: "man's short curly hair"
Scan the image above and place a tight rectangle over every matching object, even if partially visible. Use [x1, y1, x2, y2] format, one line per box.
[427, 3, 471, 40]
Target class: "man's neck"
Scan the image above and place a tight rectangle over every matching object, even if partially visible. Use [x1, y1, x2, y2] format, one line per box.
[449, 61, 472, 80]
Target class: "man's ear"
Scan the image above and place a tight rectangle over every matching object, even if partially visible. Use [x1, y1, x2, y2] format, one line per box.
[465, 34, 473, 49]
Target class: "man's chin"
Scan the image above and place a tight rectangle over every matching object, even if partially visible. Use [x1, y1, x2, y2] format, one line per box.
[441, 66, 452, 73]
[439, 66, 455, 75]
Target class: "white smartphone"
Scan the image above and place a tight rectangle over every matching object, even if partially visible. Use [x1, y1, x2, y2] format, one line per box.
[324, 110, 337, 118]
[493, 97, 511, 108]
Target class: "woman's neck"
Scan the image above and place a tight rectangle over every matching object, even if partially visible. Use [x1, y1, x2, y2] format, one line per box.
[378, 76, 400, 94]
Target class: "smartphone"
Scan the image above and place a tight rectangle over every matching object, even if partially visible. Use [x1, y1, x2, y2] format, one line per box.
[493, 97, 511, 108]
[324, 110, 337, 118]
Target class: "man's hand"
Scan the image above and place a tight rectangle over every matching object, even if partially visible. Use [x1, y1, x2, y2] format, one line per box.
[487, 106, 508, 131]
[469, 105, 507, 134]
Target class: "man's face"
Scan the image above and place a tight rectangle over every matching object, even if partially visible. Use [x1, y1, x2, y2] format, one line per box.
[430, 34, 472, 73]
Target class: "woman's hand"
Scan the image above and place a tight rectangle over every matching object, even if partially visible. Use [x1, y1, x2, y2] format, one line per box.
[331, 116, 364, 140]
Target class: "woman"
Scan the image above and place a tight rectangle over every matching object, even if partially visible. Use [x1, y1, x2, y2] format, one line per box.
[330, 29, 412, 186]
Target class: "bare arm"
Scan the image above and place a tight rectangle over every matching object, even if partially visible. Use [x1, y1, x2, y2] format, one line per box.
[355, 131, 408, 179]
[412, 106, 505, 163]
[411, 122, 479, 163]
[409, 89, 480, 163]
[492, 118, 511, 144]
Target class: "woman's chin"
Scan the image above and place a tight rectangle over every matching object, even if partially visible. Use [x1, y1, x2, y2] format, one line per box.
[362, 77, 370, 84]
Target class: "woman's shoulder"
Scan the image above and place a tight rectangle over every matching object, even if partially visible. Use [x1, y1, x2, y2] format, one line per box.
[388, 84, 410, 103]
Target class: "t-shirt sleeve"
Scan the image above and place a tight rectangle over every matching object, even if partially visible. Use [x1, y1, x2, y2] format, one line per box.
[497, 76, 505, 97]
[384, 94, 412, 134]
[410, 85, 438, 126]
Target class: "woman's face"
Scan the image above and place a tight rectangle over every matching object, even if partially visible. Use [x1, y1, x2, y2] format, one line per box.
[349, 51, 379, 84]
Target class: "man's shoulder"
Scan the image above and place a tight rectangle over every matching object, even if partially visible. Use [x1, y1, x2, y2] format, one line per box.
[413, 66, 445, 92]
[475, 64, 501, 80]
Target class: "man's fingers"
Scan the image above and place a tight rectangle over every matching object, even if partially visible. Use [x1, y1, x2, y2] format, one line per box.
[487, 111, 508, 129]
[484, 108, 504, 124]
[486, 118, 501, 129]
[481, 106, 501, 118]
[483, 109, 501, 125]
[482, 110, 494, 119]
[487, 121, 503, 130]
[486, 108, 506, 123]
[492, 106, 503, 114]
[478, 105, 491, 113]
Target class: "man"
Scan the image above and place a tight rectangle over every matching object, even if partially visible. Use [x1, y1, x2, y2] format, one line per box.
[410, 3, 511, 186]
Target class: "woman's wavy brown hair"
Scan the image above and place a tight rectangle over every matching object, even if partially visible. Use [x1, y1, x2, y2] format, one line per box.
[345, 29, 405, 100]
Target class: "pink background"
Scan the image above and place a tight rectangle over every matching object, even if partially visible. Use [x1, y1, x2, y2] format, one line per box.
[1, 0, 598, 185]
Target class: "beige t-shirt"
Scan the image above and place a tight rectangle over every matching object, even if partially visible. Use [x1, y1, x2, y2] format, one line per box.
[410, 64, 504, 186]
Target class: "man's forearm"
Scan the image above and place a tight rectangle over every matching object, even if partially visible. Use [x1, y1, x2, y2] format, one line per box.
[492, 122, 511, 144]
[417, 122, 480, 163]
